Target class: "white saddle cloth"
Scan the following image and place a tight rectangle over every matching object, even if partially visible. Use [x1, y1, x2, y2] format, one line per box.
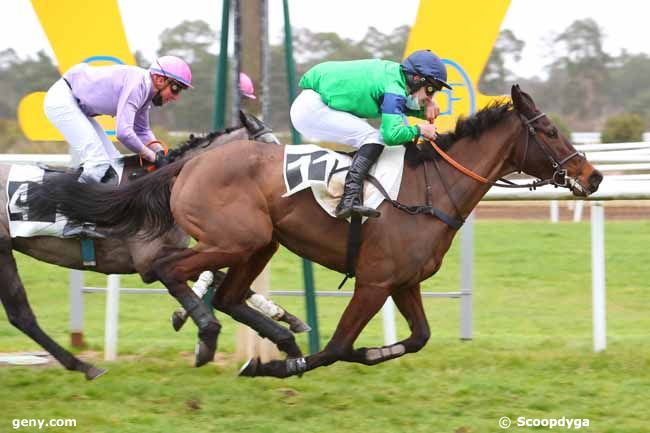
[282, 144, 405, 219]
[5, 161, 124, 238]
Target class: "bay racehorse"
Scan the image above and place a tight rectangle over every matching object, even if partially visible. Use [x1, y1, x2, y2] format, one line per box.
[24, 85, 603, 378]
[0, 113, 307, 379]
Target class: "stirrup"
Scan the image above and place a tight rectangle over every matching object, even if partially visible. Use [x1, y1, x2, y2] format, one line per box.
[335, 204, 381, 219]
[62, 223, 107, 239]
[351, 205, 381, 218]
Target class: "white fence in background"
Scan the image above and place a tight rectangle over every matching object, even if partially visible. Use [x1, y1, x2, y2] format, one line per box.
[2, 139, 648, 357]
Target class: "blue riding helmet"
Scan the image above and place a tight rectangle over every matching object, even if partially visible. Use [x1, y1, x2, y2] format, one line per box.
[401, 50, 452, 90]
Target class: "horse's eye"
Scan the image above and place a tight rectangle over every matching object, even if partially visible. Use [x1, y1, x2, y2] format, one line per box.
[547, 129, 558, 138]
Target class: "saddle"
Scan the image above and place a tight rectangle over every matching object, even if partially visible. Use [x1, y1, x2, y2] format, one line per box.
[37, 163, 120, 186]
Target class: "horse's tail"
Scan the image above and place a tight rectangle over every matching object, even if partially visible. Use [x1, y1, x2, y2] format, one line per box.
[26, 160, 187, 239]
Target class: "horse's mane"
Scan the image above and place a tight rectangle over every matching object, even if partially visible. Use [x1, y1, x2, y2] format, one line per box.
[120, 125, 243, 168]
[166, 125, 243, 161]
[405, 100, 513, 166]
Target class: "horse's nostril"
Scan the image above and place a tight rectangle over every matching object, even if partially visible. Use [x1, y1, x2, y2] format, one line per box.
[588, 169, 603, 192]
[590, 170, 603, 185]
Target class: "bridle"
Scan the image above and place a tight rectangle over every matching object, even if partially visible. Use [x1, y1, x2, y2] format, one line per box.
[368, 110, 587, 230]
[337, 110, 589, 232]
[428, 111, 585, 190]
[516, 112, 584, 188]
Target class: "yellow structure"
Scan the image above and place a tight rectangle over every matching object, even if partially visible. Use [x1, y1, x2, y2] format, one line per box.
[18, 0, 511, 140]
[406, 0, 512, 132]
[18, 0, 135, 141]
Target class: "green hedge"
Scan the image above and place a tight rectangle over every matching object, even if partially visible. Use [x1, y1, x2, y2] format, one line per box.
[601, 113, 645, 143]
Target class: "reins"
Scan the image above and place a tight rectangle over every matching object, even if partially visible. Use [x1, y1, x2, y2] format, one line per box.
[425, 112, 583, 190]
[369, 111, 585, 231]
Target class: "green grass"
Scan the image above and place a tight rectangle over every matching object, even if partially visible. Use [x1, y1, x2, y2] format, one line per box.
[1, 221, 649, 433]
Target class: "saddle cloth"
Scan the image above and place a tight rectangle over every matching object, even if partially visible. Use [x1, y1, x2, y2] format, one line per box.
[5, 161, 124, 238]
[283, 144, 405, 219]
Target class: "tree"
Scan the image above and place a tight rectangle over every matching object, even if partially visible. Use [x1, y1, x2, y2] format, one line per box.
[151, 20, 219, 131]
[0, 49, 59, 115]
[479, 29, 525, 95]
[608, 52, 650, 121]
[157, 20, 217, 64]
[546, 19, 610, 122]
[358, 25, 410, 61]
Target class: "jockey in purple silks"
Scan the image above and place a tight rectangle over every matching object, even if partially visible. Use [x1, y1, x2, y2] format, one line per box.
[44, 55, 192, 184]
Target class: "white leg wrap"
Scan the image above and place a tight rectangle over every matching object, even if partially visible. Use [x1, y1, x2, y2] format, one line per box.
[191, 271, 214, 298]
[247, 293, 284, 320]
[366, 344, 405, 362]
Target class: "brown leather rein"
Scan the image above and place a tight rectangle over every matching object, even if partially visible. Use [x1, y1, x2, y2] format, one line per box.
[427, 112, 583, 190]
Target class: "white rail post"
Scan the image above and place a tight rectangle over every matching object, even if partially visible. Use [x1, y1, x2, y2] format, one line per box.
[460, 211, 474, 340]
[69, 270, 84, 347]
[550, 200, 560, 223]
[104, 274, 120, 361]
[573, 201, 584, 222]
[591, 202, 607, 352]
[382, 298, 397, 345]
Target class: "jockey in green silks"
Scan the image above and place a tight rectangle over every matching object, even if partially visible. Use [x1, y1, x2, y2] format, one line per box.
[290, 49, 451, 219]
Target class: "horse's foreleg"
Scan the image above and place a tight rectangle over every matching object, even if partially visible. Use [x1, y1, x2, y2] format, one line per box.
[171, 270, 225, 331]
[344, 284, 430, 365]
[240, 284, 389, 378]
[171, 271, 310, 333]
[152, 247, 235, 367]
[0, 246, 105, 380]
[246, 290, 311, 333]
[214, 242, 303, 358]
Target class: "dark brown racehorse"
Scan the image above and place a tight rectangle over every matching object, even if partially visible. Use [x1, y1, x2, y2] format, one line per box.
[0, 113, 306, 380]
[25, 85, 603, 378]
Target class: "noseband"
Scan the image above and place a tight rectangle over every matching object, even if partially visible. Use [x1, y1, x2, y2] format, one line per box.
[518, 112, 583, 188]
[426, 111, 585, 190]
[370, 110, 588, 230]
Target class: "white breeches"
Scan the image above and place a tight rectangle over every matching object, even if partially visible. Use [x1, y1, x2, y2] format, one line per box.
[43, 79, 121, 183]
[290, 89, 384, 149]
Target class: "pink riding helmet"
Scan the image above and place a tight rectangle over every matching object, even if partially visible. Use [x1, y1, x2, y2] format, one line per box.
[239, 72, 256, 99]
[149, 56, 193, 88]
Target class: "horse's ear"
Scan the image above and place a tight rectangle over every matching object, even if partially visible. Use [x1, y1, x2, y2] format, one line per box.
[511, 84, 523, 109]
[511, 84, 533, 114]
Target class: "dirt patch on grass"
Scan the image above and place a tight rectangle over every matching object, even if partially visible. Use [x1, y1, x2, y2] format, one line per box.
[475, 201, 650, 221]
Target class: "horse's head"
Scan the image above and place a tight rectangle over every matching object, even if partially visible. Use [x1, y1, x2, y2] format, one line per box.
[239, 110, 281, 144]
[165, 112, 279, 163]
[511, 84, 602, 196]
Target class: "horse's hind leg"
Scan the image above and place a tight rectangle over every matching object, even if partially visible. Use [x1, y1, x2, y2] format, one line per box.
[240, 283, 390, 378]
[0, 246, 105, 380]
[213, 242, 303, 358]
[344, 283, 430, 365]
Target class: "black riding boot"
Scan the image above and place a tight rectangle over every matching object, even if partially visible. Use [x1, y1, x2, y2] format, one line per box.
[335, 142, 384, 219]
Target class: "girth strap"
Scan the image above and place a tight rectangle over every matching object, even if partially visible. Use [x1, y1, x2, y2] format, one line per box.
[338, 214, 362, 289]
[366, 175, 463, 230]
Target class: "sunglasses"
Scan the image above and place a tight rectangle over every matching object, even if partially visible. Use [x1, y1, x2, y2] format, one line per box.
[169, 81, 186, 95]
[424, 80, 444, 96]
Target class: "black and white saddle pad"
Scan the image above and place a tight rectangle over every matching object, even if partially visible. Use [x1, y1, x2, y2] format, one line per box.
[282, 144, 405, 219]
[5, 161, 124, 238]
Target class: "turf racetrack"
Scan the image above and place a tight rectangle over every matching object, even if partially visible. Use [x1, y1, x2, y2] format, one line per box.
[1, 221, 649, 432]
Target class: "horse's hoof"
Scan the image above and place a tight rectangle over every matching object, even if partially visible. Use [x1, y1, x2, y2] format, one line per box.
[85, 366, 108, 380]
[194, 340, 216, 367]
[238, 357, 260, 377]
[171, 309, 188, 332]
[287, 316, 311, 334]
